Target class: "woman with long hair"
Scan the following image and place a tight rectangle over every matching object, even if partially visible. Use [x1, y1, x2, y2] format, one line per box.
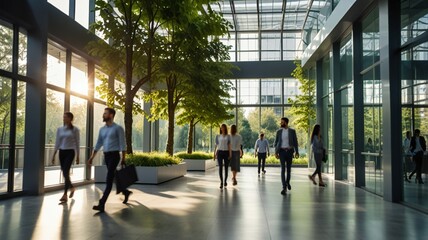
[214, 124, 231, 189]
[52, 112, 80, 203]
[229, 125, 242, 186]
[308, 124, 326, 187]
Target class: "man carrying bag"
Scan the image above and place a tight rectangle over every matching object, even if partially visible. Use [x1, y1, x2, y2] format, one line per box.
[88, 107, 133, 212]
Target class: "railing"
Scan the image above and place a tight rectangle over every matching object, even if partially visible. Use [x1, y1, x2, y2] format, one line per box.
[0, 144, 105, 170]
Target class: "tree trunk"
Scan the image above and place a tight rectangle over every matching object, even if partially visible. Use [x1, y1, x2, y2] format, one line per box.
[187, 119, 194, 154]
[166, 103, 175, 155]
[166, 76, 176, 156]
[124, 98, 133, 154]
[124, 43, 133, 154]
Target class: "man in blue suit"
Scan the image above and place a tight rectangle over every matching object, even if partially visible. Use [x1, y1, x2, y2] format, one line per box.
[274, 117, 299, 195]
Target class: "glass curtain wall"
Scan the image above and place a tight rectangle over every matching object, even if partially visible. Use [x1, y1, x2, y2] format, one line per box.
[339, 35, 354, 183]
[401, 0, 428, 211]
[361, 8, 383, 195]
[45, 41, 94, 187]
[322, 54, 334, 174]
[187, 78, 303, 157]
[0, 20, 27, 194]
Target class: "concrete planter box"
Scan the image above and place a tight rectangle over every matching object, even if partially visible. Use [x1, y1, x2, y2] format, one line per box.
[94, 163, 187, 184]
[183, 159, 216, 171]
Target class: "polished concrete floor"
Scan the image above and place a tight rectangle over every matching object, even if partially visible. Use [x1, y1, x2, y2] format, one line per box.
[0, 167, 427, 240]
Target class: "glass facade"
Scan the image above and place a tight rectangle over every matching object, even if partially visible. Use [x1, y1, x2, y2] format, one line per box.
[0, 20, 27, 194]
[400, 1, 428, 212]
[0, 0, 427, 216]
[211, 0, 304, 61]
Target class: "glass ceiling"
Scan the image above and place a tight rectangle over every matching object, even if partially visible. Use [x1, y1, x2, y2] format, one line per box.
[210, 0, 316, 32]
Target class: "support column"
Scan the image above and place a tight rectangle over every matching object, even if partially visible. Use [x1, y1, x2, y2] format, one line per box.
[316, 60, 323, 126]
[86, 62, 95, 180]
[314, 60, 323, 170]
[332, 41, 343, 180]
[353, 21, 365, 188]
[379, 0, 402, 202]
[23, 0, 48, 195]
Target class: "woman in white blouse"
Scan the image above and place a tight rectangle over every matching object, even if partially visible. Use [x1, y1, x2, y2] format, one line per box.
[51, 112, 80, 203]
[214, 124, 231, 189]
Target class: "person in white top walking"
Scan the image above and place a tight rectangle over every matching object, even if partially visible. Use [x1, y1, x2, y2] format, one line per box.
[214, 124, 231, 189]
[51, 112, 80, 203]
[230, 125, 242, 186]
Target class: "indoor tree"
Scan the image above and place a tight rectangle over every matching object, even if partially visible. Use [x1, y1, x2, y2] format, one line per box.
[145, 1, 232, 155]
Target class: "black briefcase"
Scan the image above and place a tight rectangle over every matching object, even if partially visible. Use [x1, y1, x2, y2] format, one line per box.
[116, 164, 138, 194]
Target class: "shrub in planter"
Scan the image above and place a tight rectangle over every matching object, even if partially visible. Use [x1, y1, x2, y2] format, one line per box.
[175, 151, 213, 160]
[240, 154, 308, 165]
[126, 152, 182, 166]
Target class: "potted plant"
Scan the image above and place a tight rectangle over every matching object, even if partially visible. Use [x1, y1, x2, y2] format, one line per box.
[95, 152, 187, 184]
[175, 151, 216, 171]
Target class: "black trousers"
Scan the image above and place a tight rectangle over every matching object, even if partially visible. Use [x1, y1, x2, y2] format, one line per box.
[312, 152, 323, 178]
[217, 150, 230, 183]
[258, 152, 267, 173]
[59, 149, 75, 195]
[279, 149, 293, 189]
[410, 151, 424, 181]
[99, 151, 128, 205]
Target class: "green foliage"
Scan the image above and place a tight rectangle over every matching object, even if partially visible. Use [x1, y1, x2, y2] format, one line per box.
[239, 118, 258, 149]
[240, 154, 308, 165]
[288, 61, 316, 132]
[175, 151, 213, 160]
[126, 152, 182, 167]
[144, 0, 233, 155]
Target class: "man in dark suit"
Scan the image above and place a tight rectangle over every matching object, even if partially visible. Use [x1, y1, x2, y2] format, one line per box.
[274, 117, 299, 195]
[409, 129, 426, 184]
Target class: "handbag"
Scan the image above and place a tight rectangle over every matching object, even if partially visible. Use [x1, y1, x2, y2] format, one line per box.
[322, 148, 328, 163]
[116, 164, 138, 194]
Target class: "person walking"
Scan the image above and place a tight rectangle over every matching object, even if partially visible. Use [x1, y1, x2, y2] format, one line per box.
[403, 131, 412, 183]
[214, 124, 231, 189]
[254, 133, 269, 176]
[88, 108, 132, 212]
[409, 129, 426, 184]
[308, 124, 326, 187]
[52, 112, 80, 203]
[229, 125, 242, 186]
[274, 117, 299, 195]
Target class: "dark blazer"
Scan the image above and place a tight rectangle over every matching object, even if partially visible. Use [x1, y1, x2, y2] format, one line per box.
[274, 128, 299, 155]
[410, 136, 426, 153]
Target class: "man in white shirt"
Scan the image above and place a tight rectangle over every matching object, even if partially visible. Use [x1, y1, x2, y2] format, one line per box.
[88, 108, 131, 212]
[274, 117, 299, 195]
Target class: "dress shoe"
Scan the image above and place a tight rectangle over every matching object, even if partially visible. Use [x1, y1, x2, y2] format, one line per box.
[69, 187, 75, 198]
[287, 183, 291, 190]
[92, 204, 105, 212]
[123, 190, 132, 204]
[319, 182, 327, 187]
[220, 183, 223, 189]
[281, 189, 287, 195]
[59, 195, 67, 203]
[308, 175, 317, 185]
[224, 182, 228, 187]
[262, 170, 266, 174]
